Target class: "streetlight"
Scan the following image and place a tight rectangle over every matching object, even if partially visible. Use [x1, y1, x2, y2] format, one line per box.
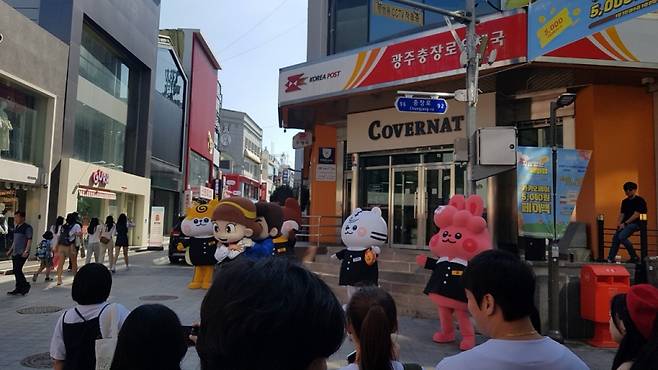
[547, 92, 576, 343]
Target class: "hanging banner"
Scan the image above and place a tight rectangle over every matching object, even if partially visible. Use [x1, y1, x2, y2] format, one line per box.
[149, 206, 165, 247]
[528, 0, 658, 60]
[555, 148, 592, 239]
[517, 147, 554, 239]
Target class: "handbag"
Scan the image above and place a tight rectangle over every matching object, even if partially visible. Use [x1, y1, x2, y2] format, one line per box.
[95, 303, 119, 370]
[100, 236, 110, 244]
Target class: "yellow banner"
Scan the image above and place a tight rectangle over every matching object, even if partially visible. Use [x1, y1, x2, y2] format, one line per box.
[536, 7, 574, 48]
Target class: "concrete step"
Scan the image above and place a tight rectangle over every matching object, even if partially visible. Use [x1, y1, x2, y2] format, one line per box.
[305, 260, 431, 286]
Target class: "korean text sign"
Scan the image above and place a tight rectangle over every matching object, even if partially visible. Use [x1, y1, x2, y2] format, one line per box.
[517, 147, 554, 239]
[528, 0, 658, 60]
[555, 149, 591, 239]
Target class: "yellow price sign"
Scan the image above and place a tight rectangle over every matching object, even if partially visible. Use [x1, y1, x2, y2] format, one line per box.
[536, 7, 574, 48]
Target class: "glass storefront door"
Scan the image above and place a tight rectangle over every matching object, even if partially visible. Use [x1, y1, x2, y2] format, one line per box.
[424, 166, 452, 244]
[391, 168, 419, 247]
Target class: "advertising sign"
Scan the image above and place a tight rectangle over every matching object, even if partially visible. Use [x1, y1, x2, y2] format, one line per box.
[517, 147, 554, 239]
[555, 149, 592, 238]
[502, 0, 530, 10]
[149, 206, 165, 246]
[528, 0, 658, 60]
[292, 132, 313, 149]
[279, 12, 526, 105]
[316, 164, 336, 182]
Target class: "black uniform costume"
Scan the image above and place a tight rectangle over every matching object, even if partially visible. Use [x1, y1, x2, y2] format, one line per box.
[336, 248, 378, 286]
[189, 237, 218, 265]
[422, 257, 467, 303]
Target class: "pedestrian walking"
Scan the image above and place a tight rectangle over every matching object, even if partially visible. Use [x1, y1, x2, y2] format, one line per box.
[608, 182, 646, 263]
[110, 304, 187, 370]
[69, 212, 84, 269]
[56, 213, 82, 286]
[6, 211, 33, 296]
[195, 258, 345, 370]
[610, 284, 658, 370]
[50, 216, 65, 270]
[86, 218, 102, 264]
[436, 250, 589, 370]
[342, 286, 421, 370]
[112, 214, 130, 272]
[100, 216, 116, 267]
[50, 263, 130, 370]
[33, 231, 54, 282]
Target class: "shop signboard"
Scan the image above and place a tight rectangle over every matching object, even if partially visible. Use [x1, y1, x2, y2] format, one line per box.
[517, 146, 554, 239]
[517, 147, 591, 239]
[316, 164, 336, 182]
[528, 0, 658, 60]
[292, 132, 313, 149]
[395, 97, 448, 114]
[149, 206, 165, 246]
[78, 187, 117, 200]
[193, 186, 214, 200]
[279, 12, 526, 105]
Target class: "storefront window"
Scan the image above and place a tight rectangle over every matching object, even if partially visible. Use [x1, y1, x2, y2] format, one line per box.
[0, 82, 46, 166]
[75, 23, 132, 170]
[189, 151, 210, 188]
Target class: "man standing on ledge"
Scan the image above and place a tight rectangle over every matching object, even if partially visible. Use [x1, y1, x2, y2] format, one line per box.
[6, 210, 33, 296]
[608, 182, 646, 264]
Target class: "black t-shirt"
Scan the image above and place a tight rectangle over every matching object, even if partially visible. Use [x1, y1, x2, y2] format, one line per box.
[621, 195, 647, 225]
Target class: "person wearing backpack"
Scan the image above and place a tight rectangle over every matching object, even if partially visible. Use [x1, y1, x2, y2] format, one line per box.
[50, 263, 130, 370]
[342, 286, 422, 370]
[33, 231, 54, 282]
[86, 218, 102, 265]
[55, 213, 82, 286]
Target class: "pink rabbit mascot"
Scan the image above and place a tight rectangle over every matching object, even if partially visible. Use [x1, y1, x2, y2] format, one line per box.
[416, 194, 492, 350]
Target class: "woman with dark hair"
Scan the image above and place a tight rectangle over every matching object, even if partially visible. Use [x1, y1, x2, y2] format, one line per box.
[100, 216, 116, 267]
[50, 216, 65, 242]
[196, 258, 345, 370]
[50, 263, 129, 370]
[55, 213, 82, 285]
[112, 214, 129, 273]
[110, 304, 187, 370]
[85, 218, 102, 265]
[610, 284, 658, 370]
[342, 286, 417, 370]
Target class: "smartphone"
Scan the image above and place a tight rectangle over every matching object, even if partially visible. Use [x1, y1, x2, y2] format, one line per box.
[182, 325, 199, 347]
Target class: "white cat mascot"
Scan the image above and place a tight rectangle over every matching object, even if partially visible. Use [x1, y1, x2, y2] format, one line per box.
[332, 207, 388, 300]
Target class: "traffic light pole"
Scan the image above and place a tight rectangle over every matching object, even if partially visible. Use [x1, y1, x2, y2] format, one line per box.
[388, 0, 478, 195]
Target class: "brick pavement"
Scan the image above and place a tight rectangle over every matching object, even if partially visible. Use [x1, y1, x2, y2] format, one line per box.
[0, 251, 615, 370]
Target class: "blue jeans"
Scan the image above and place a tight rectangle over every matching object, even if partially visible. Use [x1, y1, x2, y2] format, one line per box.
[608, 223, 640, 261]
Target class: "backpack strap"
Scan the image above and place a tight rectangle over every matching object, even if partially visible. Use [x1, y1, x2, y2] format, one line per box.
[73, 308, 87, 322]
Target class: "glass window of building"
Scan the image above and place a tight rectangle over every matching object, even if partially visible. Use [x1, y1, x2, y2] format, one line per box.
[0, 81, 46, 166]
[330, 0, 369, 54]
[188, 151, 210, 187]
[74, 23, 132, 170]
[155, 48, 185, 107]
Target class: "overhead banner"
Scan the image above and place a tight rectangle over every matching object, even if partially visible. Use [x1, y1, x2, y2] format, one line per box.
[555, 149, 592, 238]
[279, 12, 526, 105]
[517, 147, 591, 239]
[528, 0, 658, 60]
[517, 147, 554, 239]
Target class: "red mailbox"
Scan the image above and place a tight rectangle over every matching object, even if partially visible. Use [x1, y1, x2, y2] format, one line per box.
[581, 264, 630, 347]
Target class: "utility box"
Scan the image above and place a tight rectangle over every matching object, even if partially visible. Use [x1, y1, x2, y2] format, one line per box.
[580, 264, 630, 347]
[476, 127, 517, 165]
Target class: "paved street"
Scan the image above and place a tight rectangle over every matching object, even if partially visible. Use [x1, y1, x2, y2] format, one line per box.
[0, 251, 615, 370]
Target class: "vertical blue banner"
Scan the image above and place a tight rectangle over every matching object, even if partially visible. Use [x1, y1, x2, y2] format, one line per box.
[555, 148, 592, 239]
[517, 147, 554, 239]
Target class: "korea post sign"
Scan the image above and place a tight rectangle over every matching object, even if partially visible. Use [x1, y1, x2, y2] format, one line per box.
[528, 0, 658, 60]
[517, 147, 554, 239]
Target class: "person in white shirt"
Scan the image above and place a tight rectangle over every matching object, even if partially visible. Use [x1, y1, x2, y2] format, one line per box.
[50, 263, 129, 370]
[99, 216, 116, 267]
[50, 216, 65, 244]
[55, 213, 82, 286]
[85, 218, 102, 264]
[436, 250, 589, 370]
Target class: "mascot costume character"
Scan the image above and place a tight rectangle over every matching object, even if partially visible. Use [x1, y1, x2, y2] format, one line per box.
[183, 199, 220, 290]
[273, 198, 302, 257]
[416, 194, 492, 350]
[252, 201, 283, 258]
[212, 197, 262, 267]
[332, 207, 387, 300]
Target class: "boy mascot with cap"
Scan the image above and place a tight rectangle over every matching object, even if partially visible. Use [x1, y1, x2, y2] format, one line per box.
[251, 201, 283, 258]
[212, 197, 262, 268]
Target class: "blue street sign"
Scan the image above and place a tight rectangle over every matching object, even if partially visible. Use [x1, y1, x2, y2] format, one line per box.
[395, 97, 448, 114]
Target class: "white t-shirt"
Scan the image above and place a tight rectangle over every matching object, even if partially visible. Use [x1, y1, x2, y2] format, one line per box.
[341, 361, 404, 370]
[50, 302, 130, 361]
[100, 225, 116, 241]
[87, 225, 103, 244]
[436, 337, 589, 370]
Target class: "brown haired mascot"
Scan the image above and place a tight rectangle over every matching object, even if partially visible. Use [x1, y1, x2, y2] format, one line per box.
[212, 197, 262, 267]
[254, 201, 284, 257]
[273, 198, 302, 257]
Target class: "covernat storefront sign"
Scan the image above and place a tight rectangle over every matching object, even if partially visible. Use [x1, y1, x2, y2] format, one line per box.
[347, 93, 495, 153]
[279, 12, 527, 105]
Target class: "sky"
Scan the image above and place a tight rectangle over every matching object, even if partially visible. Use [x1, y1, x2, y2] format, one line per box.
[159, 0, 308, 165]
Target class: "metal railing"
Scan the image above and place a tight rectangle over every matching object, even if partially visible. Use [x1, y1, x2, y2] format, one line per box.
[597, 214, 657, 283]
[296, 215, 343, 248]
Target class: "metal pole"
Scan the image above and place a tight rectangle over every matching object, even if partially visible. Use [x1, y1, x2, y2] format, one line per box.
[597, 214, 605, 262]
[465, 0, 478, 195]
[548, 102, 563, 342]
